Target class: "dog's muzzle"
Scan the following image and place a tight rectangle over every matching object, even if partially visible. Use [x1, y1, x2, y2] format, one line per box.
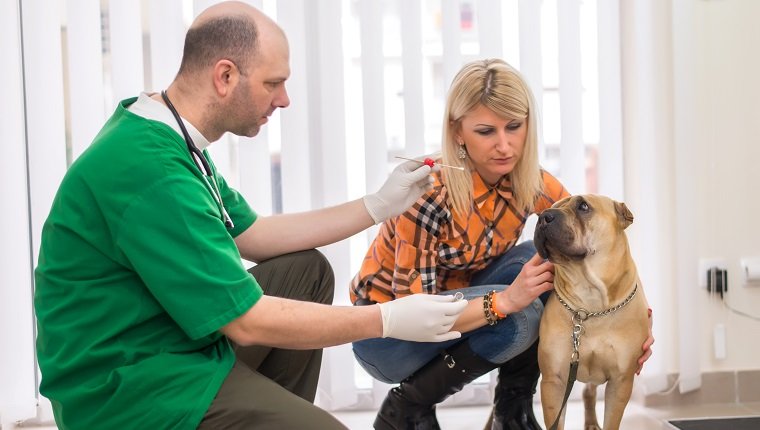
[534, 209, 586, 262]
[534, 209, 559, 259]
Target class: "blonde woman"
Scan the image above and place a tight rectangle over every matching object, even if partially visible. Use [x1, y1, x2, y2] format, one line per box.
[351, 59, 653, 430]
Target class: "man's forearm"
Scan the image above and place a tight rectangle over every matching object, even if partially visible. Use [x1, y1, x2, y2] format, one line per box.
[235, 198, 374, 262]
[221, 295, 383, 348]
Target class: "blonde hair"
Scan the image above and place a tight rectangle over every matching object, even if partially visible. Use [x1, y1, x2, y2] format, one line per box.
[441, 58, 543, 216]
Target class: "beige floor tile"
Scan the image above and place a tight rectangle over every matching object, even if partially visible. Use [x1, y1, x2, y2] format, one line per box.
[9, 400, 757, 429]
[335, 400, 670, 430]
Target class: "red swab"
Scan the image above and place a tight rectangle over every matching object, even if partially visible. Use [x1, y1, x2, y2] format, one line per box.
[394, 156, 465, 171]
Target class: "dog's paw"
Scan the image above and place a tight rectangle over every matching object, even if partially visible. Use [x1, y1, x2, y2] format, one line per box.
[584, 425, 601, 430]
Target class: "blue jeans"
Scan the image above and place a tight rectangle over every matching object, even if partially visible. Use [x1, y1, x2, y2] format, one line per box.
[352, 241, 544, 384]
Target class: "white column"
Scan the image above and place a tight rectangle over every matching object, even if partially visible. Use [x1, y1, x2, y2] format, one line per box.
[517, 0, 543, 102]
[671, 0, 701, 394]
[596, 0, 624, 200]
[108, 0, 145, 103]
[238, 134, 273, 216]
[399, 0, 426, 156]
[22, 0, 69, 264]
[304, 0, 358, 412]
[620, 0, 681, 392]
[476, 0, 503, 59]
[441, 0, 463, 88]
[517, 0, 544, 155]
[316, 0, 355, 410]
[500, 0, 521, 67]
[556, 0, 585, 193]
[358, 0, 388, 195]
[312, 0, 348, 211]
[276, 0, 312, 213]
[148, 0, 185, 91]
[0, 1, 37, 425]
[65, 0, 106, 159]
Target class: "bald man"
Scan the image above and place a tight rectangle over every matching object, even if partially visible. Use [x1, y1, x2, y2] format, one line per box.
[34, 2, 466, 429]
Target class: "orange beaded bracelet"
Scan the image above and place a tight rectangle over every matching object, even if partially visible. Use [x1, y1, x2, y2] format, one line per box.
[490, 291, 507, 319]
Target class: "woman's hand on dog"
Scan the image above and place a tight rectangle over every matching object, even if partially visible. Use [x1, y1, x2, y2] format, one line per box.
[637, 308, 654, 375]
[496, 253, 555, 315]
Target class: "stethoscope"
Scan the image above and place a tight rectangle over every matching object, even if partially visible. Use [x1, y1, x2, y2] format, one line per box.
[161, 90, 234, 229]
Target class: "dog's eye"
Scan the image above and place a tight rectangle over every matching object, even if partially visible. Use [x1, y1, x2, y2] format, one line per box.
[578, 201, 590, 212]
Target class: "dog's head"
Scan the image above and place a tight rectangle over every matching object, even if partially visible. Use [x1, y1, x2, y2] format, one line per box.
[534, 194, 633, 265]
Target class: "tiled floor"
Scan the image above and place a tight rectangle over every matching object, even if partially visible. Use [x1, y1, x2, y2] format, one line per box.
[332, 400, 760, 430]
[12, 400, 760, 429]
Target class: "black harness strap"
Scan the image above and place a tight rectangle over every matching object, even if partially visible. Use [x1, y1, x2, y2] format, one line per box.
[548, 360, 579, 430]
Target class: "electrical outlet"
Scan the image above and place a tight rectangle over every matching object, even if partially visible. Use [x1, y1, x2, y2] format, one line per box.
[740, 257, 760, 286]
[698, 258, 727, 290]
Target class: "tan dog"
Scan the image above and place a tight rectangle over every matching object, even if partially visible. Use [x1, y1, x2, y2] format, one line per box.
[533, 195, 649, 430]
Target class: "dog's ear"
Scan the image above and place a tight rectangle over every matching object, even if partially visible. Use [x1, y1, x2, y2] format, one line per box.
[615, 201, 634, 229]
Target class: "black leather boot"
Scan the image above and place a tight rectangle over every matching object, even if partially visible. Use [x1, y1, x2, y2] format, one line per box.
[491, 340, 543, 430]
[374, 341, 497, 430]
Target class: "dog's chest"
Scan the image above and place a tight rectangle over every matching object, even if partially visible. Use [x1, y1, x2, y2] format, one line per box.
[574, 317, 645, 384]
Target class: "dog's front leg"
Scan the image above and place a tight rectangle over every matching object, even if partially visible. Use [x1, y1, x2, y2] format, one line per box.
[540, 370, 568, 430]
[601, 375, 635, 430]
[582, 383, 601, 430]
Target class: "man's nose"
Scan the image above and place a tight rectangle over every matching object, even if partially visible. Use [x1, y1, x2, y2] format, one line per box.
[276, 87, 290, 108]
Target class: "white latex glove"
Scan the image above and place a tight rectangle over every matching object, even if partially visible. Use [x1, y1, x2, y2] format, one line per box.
[363, 160, 439, 224]
[378, 294, 467, 342]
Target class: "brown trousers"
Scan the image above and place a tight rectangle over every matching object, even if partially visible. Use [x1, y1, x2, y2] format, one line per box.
[198, 250, 348, 429]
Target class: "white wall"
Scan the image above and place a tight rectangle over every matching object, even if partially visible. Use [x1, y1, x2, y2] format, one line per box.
[623, 0, 760, 388]
[692, 0, 760, 372]
[620, 0, 677, 390]
[0, 0, 37, 423]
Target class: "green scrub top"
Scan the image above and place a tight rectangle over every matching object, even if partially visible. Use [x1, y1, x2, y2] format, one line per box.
[34, 98, 262, 429]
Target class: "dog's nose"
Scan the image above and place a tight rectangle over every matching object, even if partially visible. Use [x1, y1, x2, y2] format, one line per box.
[539, 211, 555, 225]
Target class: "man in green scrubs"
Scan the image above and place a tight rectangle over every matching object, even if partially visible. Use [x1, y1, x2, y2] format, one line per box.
[33, 2, 467, 429]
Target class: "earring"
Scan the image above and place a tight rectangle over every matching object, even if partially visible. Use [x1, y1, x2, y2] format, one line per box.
[457, 145, 467, 159]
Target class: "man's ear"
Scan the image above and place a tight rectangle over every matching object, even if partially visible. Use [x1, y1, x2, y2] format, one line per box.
[212, 59, 239, 97]
[615, 201, 634, 229]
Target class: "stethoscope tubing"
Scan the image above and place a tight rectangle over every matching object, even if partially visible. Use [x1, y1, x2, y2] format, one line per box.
[160, 91, 234, 229]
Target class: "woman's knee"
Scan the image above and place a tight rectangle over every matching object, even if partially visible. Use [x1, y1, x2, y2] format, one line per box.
[470, 298, 544, 363]
[522, 298, 543, 343]
[352, 337, 453, 383]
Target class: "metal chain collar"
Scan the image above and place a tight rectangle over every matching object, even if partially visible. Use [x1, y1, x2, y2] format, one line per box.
[555, 283, 638, 363]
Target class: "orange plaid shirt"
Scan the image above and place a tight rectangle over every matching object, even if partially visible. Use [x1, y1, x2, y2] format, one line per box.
[350, 169, 569, 303]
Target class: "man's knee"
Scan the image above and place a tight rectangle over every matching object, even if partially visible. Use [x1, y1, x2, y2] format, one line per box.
[246, 249, 334, 304]
[297, 249, 334, 305]
[300, 249, 334, 279]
